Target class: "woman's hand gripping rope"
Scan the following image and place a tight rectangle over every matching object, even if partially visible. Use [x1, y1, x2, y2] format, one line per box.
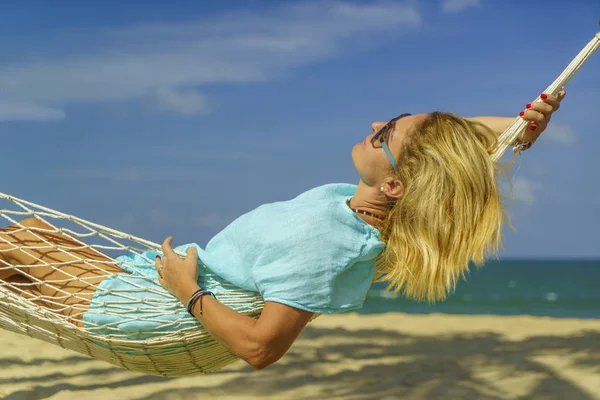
[154, 237, 201, 302]
[513, 90, 566, 152]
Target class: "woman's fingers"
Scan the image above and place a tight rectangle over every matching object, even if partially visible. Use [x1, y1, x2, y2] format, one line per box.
[521, 108, 547, 124]
[154, 254, 164, 277]
[520, 92, 564, 121]
[540, 93, 562, 112]
[518, 124, 539, 144]
[161, 237, 177, 258]
[517, 91, 565, 144]
[531, 101, 554, 117]
[519, 106, 546, 142]
[186, 245, 198, 262]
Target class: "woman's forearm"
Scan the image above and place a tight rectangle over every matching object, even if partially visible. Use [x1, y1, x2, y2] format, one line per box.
[178, 284, 269, 369]
[467, 116, 516, 136]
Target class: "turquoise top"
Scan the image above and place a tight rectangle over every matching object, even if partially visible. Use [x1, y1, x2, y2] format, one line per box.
[191, 183, 385, 313]
[84, 183, 385, 336]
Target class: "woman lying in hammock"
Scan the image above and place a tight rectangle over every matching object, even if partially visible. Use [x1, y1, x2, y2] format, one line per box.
[0, 91, 564, 369]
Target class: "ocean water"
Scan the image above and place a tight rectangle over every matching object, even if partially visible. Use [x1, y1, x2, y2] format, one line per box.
[360, 259, 600, 319]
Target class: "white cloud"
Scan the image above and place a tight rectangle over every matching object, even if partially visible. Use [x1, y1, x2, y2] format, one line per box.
[440, 0, 481, 13]
[154, 87, 211, 115]
[0, 1, 421, 121]
[511, 177, 541, 206]
[0, 99, 65, 122]
[542, 123, 577, 145]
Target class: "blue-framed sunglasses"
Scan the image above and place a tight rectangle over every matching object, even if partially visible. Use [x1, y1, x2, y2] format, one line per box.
[370, 113, 412, 169]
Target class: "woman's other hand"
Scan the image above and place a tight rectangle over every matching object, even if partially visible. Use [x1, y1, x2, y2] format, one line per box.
[154, 237, 200, 300]
[516, 90, 566, 149]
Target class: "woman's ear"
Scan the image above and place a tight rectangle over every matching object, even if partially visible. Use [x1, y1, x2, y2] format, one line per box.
[382, 178, 404, 199]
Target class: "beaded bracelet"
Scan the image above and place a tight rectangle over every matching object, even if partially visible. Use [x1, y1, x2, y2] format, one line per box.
[186, 288, 216, 316]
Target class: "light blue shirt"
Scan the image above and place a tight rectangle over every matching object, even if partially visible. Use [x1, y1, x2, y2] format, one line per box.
[84, 183, 385, 335]
[191, 183, 385, 313]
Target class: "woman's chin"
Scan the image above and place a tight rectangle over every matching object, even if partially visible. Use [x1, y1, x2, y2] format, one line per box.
[350, 149, 360, 173]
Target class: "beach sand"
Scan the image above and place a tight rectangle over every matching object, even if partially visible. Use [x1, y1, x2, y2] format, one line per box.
[1, 313, 599, 400]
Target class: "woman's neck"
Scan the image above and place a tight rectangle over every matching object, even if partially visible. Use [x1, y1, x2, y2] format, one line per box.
[348, 182, 390, 227]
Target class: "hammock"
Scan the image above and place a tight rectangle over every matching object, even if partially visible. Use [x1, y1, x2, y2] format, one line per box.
[1, 30, 599, 378]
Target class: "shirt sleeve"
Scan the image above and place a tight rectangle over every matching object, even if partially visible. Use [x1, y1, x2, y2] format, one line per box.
[329, 259, 376, 311]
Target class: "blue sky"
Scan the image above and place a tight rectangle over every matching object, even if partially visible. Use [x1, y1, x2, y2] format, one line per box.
[0, 0, 599, 259]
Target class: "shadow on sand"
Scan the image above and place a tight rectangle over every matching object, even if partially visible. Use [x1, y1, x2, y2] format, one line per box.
[2, 326, 599, 400]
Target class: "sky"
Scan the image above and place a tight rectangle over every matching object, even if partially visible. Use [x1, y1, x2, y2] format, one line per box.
[0, 0, 599, 259]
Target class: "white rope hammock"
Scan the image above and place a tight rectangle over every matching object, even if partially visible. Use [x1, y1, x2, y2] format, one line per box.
[1, 30, 598, 378]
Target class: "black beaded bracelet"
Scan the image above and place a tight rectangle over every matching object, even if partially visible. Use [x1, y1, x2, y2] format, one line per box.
[186, 288, 215, 316]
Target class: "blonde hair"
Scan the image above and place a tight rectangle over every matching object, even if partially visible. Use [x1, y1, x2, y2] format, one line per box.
[375, 112, 505, 303]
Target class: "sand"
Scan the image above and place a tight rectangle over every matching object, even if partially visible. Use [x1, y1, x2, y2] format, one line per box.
[1, 313, 599, 400]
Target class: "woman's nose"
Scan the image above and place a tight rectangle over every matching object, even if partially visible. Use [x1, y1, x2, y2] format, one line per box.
[371, 121, 386, 133]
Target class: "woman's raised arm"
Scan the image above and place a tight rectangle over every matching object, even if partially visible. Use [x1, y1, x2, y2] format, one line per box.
[467, 90, 565, 145]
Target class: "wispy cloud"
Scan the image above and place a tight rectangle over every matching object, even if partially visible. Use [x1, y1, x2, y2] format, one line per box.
[154, 87, 211, 116]
[440, 0, 481, 14]
[511, 177, 541, 206]
[543, 123, 577, 145]
[0, 1, 421, 122]
[0, 99, 65, 122]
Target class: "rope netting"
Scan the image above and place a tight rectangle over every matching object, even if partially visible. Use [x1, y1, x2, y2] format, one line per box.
[0, 196, 265, 376]
[0, 30, 597, 377]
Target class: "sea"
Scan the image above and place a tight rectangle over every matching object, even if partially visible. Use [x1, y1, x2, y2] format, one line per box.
[360, 259, 600, 319]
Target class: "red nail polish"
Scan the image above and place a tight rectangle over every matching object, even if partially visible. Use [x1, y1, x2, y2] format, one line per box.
[529, 124, 536, 130]
[526, 103, 532, 109]
[540, 94, 548, 100]
[519, 111, 525, 117]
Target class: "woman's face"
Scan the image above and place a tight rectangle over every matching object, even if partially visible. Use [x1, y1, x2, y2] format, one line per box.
[352, 113, 429, 187]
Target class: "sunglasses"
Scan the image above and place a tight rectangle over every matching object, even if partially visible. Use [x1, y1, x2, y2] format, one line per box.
[370, 113, 412, 169]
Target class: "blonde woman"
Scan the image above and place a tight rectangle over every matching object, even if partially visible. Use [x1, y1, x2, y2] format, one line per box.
[0, 91, 564, 370]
